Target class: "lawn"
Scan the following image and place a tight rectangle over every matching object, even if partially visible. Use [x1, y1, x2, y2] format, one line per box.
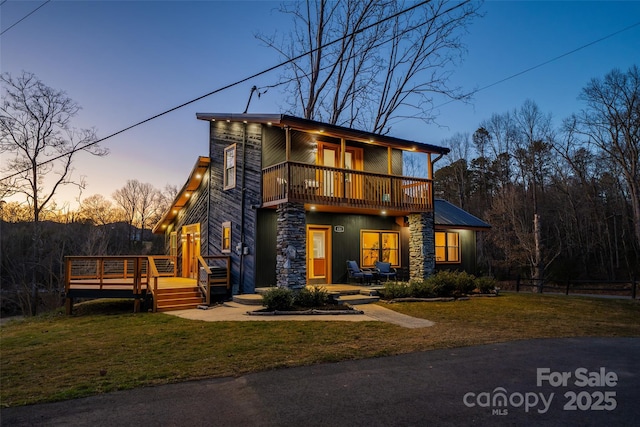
[1, 293, 638, 407]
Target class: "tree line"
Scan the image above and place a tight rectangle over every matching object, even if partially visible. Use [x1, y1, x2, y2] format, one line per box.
[0, 181, 176, 315]
[434, 66, 639, 283]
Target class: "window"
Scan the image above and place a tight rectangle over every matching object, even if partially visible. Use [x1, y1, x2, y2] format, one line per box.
[223, 144, 236, 189]
[435, 231, 460, 263]
[222, 221, 231, 253]
[361, 230, 399, 267]
[170, 231, 177, 258]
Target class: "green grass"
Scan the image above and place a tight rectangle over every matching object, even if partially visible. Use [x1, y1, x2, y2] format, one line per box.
[1, 293, 638, 407]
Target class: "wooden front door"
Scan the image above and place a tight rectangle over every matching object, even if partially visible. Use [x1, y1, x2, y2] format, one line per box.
[307, 225, 331, 285]
[181, 223, 200, 279]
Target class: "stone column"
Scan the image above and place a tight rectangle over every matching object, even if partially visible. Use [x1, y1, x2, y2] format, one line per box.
[275, 202, 306, 289]
[408, 212, 435, 281]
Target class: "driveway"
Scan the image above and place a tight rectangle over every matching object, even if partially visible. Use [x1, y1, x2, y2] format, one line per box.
[2, 337, 638, 426]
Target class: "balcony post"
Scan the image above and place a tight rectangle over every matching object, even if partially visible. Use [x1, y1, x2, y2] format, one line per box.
[285, 126, 291, 162]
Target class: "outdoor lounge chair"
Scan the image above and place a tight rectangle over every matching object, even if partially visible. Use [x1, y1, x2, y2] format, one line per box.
[374, 261, 397, 282]
[346, 260, 374, 285]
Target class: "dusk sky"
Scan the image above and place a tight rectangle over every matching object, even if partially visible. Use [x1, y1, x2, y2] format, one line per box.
[1, 0, 639, 211]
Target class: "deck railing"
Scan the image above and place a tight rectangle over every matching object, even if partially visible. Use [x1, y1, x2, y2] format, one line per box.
[262, 161, 432, 211]
[64, 255, 177, 313]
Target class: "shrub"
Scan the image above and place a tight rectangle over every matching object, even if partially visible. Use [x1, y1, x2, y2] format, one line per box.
[379, 281, 411, 299]
[476, 276, 497, 294]
[453, 271, 477, 295]
[295, 286, 330, 307]
[409, 280, 436, 298]
[427, 271, 476, 297]
[262, 287, 294, 311]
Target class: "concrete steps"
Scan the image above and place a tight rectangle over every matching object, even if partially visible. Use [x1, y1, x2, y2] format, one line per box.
[241, 285, 382, 306]
[335, 294, 380, 305]
[232, 294, 265, 305]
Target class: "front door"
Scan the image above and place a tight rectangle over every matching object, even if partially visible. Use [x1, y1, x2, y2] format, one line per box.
[307, 225, 331, 285]
[181, 223, 200, 279]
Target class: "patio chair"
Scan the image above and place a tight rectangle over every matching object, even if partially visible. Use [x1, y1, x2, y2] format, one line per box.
[346, 260, 374, 285]
[375, 261, 397, 282]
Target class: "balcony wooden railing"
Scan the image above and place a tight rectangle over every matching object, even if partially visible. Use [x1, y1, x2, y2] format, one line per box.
[262, 161, 432, 212]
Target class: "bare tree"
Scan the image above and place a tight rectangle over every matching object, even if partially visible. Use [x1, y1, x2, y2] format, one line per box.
[0, 71, 106, 314]
[0, 71, 106, 222]
[258, 0, 481, 133]
[439, 132, 471, 208]
[569, 65, 640, 258]
[77, 194, 119, 226]
[136, 182, 162, 240]
[112, 180, 140, 246]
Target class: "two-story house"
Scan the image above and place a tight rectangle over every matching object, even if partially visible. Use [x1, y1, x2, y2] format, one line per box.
[153, 113, 459, 294]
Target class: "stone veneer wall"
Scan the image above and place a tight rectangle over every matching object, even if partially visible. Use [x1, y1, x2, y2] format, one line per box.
[408, 212, 435, 281]
[275, 202, 306, 289]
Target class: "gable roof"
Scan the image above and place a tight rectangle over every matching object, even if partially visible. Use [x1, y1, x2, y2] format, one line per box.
[196, 113, 450, 155]
[434, 199, 491, 230]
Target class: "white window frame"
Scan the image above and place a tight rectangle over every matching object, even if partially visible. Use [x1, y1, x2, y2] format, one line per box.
[223, 144, 236, 190]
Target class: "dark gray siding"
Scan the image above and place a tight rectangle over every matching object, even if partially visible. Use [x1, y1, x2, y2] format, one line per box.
[255, 209, 278, 287]
[435, 228, 478, 275]
[255, 209, 407, 287]
[208, 121, 262, 293]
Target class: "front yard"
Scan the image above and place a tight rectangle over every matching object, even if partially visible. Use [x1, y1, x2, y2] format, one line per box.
[1, 293, 638, 407]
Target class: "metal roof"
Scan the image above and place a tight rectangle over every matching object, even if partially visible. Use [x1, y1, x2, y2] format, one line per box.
[434, 199, 491, 229]
[196, 113, 450, 155]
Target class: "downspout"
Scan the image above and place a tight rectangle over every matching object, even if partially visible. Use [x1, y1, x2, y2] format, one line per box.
[239, 122, 248, 293]
[206, 162, 211, 257]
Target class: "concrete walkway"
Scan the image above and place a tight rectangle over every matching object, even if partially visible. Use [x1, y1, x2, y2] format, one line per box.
[166, 301, 435, 328]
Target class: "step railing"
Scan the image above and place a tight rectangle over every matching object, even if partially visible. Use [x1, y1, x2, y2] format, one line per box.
[199, 255, 232, 305]
[197, 255, 213, 305]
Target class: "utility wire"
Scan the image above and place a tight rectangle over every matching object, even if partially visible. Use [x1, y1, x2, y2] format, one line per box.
[2, 3, 636, 182]
[1, 0, 435, 181]
[433, 20, 640, 110]
[0, 0, 51, 36]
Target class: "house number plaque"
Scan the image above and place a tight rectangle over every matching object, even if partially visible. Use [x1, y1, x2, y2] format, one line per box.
[334, 226, 344, 233]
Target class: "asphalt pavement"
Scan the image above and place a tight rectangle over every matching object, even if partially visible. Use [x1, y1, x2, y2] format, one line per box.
[2, 337, 639, 426]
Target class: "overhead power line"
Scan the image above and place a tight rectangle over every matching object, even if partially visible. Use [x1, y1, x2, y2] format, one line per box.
[434, 20, 640, 110]
[0, 0, 51, 36]
[2, 3, 637, 182]
[1, 0, 438, 181]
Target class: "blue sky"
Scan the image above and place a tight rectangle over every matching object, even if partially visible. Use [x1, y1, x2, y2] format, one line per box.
[1, 0, 639, 210]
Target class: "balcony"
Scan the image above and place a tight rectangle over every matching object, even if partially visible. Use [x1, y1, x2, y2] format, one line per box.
[262, 161, 432, 214]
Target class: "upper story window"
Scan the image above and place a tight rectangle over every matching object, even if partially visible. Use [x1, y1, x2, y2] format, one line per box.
[435, 231, 460, 263]
[224, 144, 236, 190]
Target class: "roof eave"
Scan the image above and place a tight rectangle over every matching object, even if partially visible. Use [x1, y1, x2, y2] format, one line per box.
[196, 112, 450, 155]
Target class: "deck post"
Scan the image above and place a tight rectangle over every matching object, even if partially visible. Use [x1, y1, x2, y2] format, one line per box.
[65, 297, 73, 315]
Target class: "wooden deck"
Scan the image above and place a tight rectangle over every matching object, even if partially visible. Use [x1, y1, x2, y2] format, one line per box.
[64, 255, 230, 314]
[67, 277, 197, 290]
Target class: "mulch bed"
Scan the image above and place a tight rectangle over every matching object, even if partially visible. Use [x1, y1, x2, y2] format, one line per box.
[247, 304, 364, 315]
